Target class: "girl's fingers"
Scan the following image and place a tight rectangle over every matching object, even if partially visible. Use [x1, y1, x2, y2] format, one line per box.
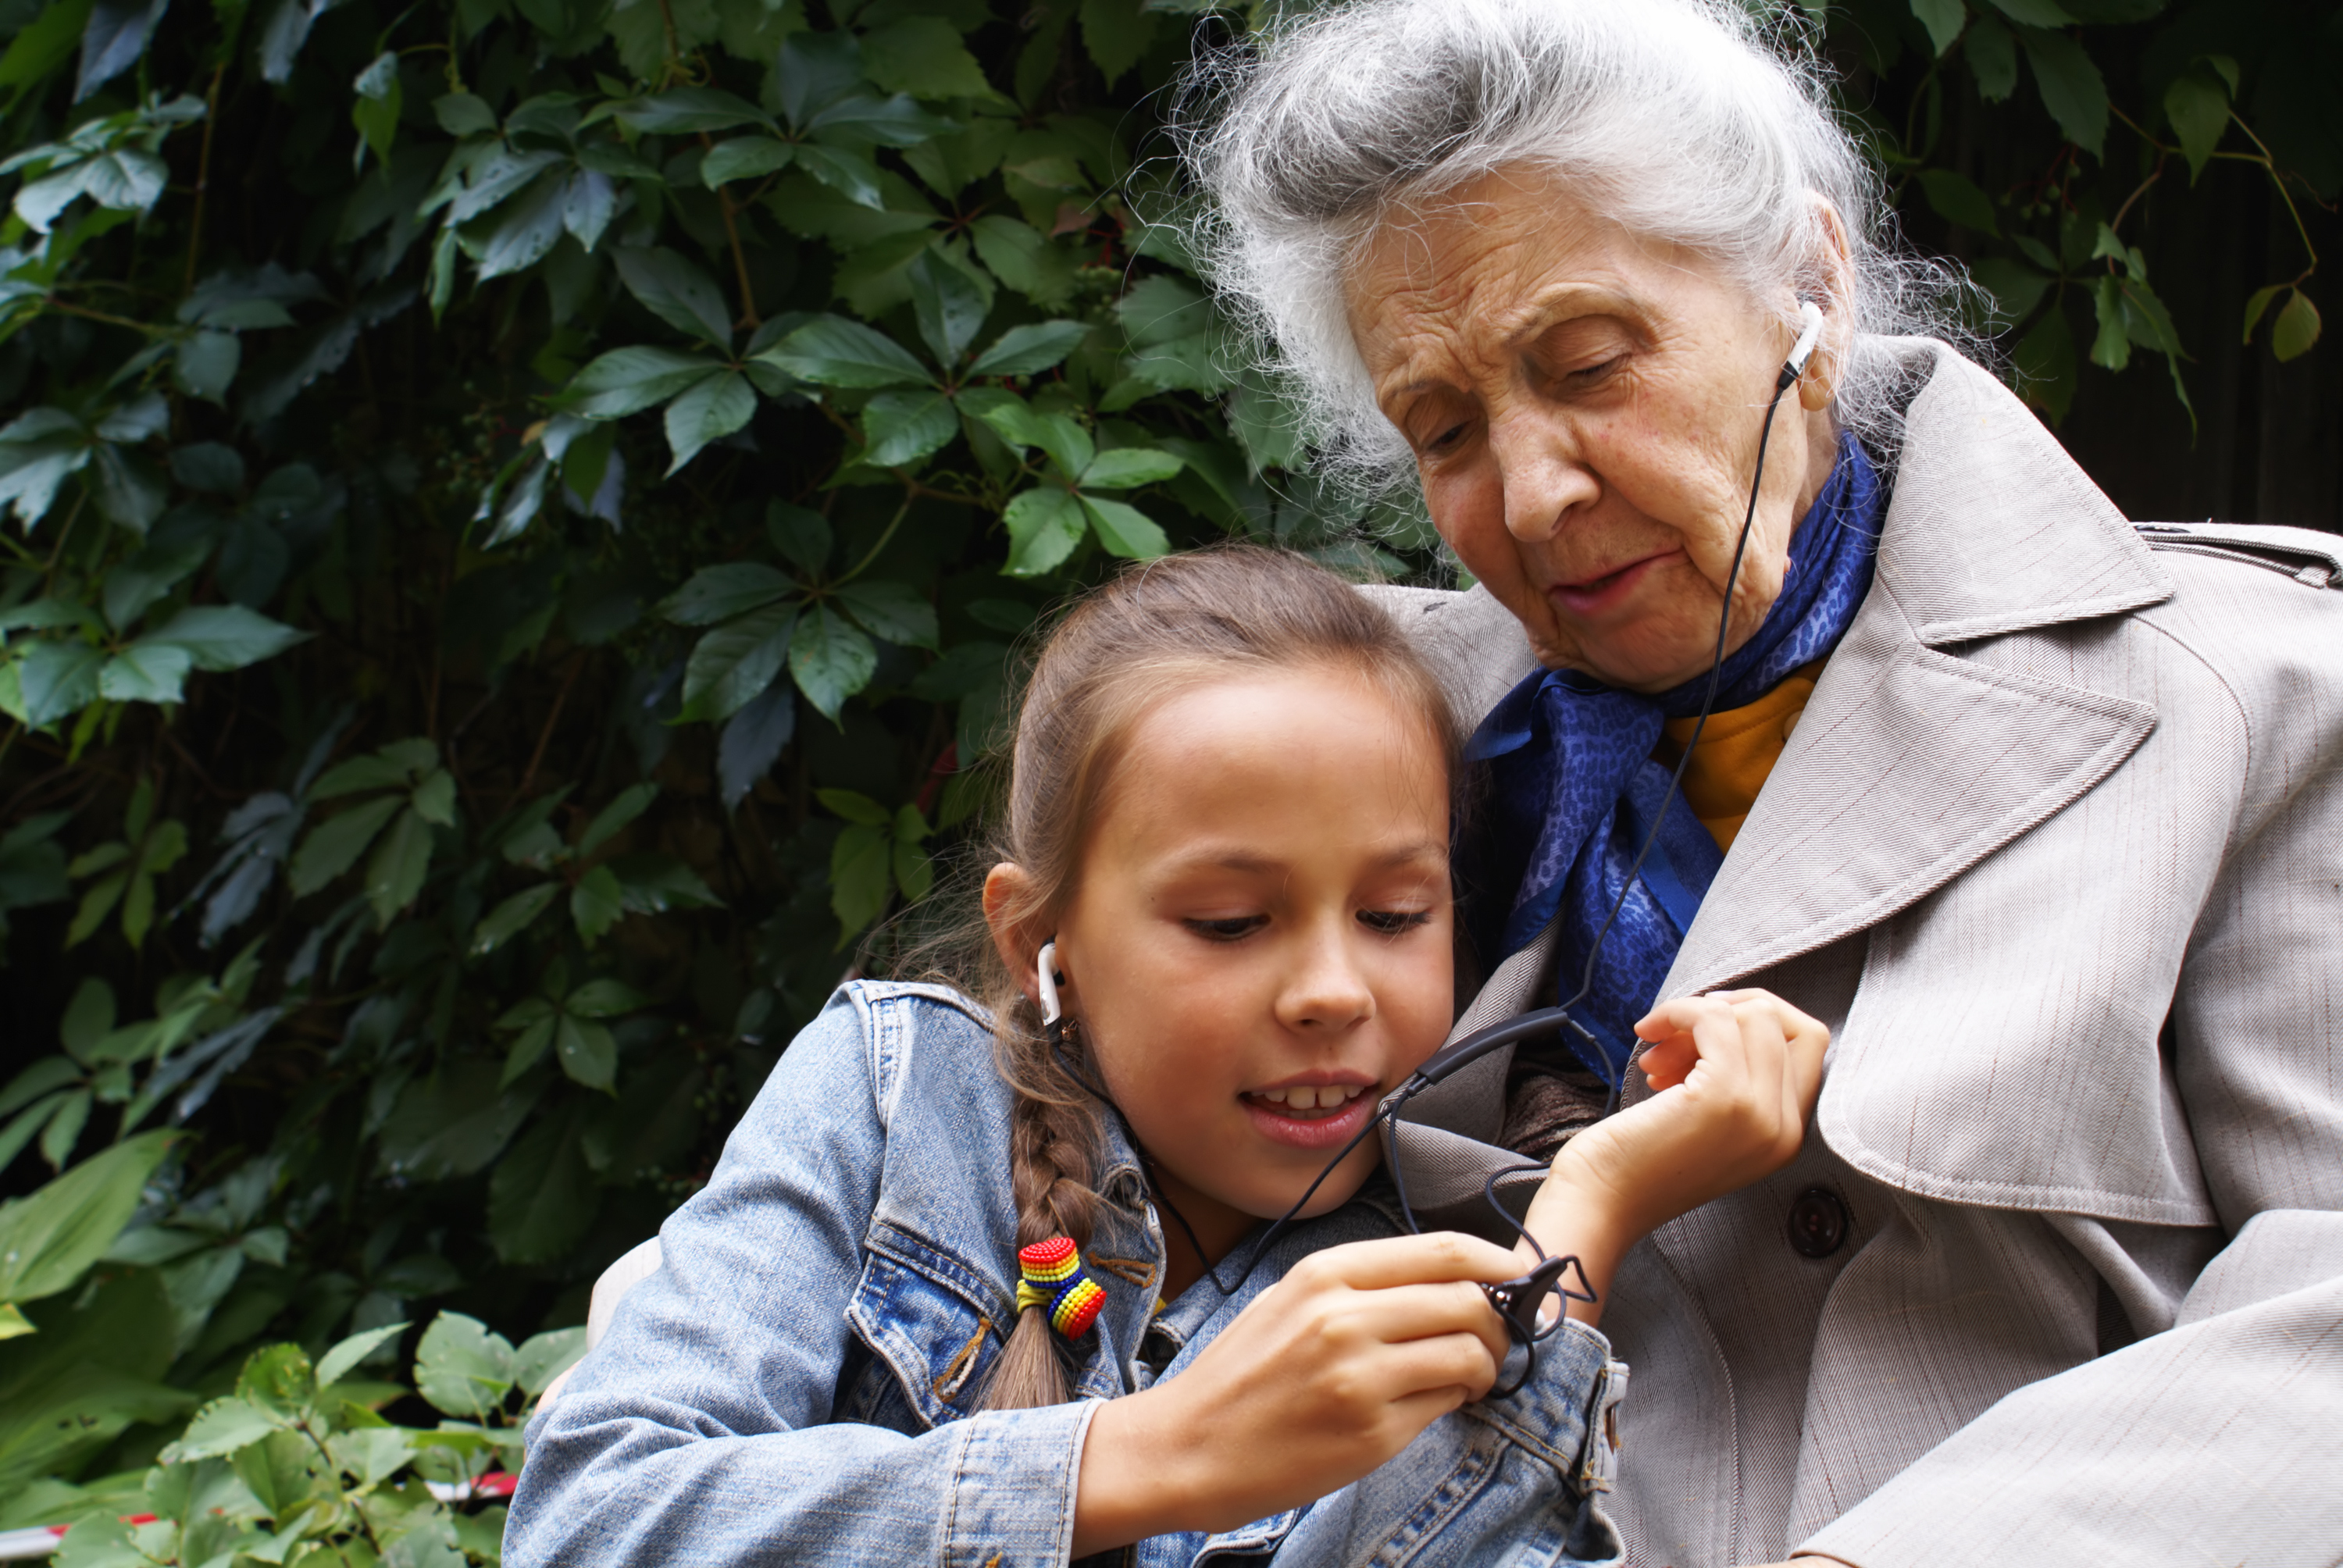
[1369, 1328, 1508, 1402]
[1337, 1280, 1515, 1365]
[1300, 1231, 1525, 1292]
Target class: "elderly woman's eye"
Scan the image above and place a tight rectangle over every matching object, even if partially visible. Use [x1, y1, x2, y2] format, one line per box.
[1421, 421, 1469, 453]
[1571, 355, 1627, 384]
[1358, 909, 1432, 935]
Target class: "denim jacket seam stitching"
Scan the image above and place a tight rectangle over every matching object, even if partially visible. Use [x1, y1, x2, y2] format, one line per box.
[1368, 1434, 1502, 1566]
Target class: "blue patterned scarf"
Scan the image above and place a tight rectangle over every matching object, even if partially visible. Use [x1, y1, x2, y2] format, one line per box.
[1460, 433, 1885, 1088]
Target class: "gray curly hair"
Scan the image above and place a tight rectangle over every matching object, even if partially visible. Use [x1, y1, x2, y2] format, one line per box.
[1178, 0, 1976, 482]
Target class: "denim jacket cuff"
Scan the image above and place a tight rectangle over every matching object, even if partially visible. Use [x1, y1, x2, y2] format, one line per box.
[946, 1398, 1100, 1563]
[1474, 1319, 1628, 1493]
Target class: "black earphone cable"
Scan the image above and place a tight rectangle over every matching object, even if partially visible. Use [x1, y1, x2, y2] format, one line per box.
[1079, 335, 1810, 1388]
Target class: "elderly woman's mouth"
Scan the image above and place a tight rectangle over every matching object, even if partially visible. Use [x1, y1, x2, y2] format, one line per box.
[1550, 550, 1681, 616]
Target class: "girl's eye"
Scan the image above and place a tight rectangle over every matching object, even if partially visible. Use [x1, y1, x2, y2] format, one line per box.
[1186, 915, 1265, 942]
[1357, 909, 1432, 935]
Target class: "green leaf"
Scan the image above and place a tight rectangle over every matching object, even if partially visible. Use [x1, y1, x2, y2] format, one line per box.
[2089, 275, 2131, 372]
[1079, 447, 1183, 490]
[1979, 0, 2073, 23]
[141, 604, 307, 671]
[316, 1320, 409, 1388]
[768, 502, 833, 573]
[1963, 13, 2017, 101]
[1002, 486, 1086, 576]
[829, 821, 892, 939]
[1079, 495, 1171, 560]
[13, 641, 105, 727]
[663, 370, 756, 473]
[237, 1341, 318, 1419]
[609, 86, 772, 135]
[862, 390, 958, 468]
[907, 248, 990, 367]
[1970, 257, 2052, 329]
[580, 782, 658, 859]
[410, 770, 457, 828]
[472, 883, 559, 956]
[513, 1326, 587, 1395]
[679, 600, 798, 723]
[665, 562, 797, 627]
[1909, 0, 1966, 55]
[967, 320, 1088, 379]
[1916, 169, 1998, 237]
[433, 92, 497, 137]
[2013, 305, 2077, 424]
[790, 602, 878, 722]
[969, 215, 1077, 308]
[565, 346, 727, 419]
[833, 580, 940, 650]
[759, 315, 933, 388]
[414, 1311, 517, 1420]
[288, 795, 402, 896]
[2241, 284, 2284, 346]
[97, 642, 193, 705]
[569, 863, 626, 944]
[0, 1130, 176, 1304]
[489, 1111, 598, 1265]
[817, 788, 890, 826]
[158, 1394, 280, 1461]
[565, 978, 651, 1017]
[862, 16, 998, 100]
[702, 136, 797, 187]
[2163, 66, 2228, 184]
[615, 245, 735, 351]
[2017, 25, 2106, 158]
[553, 1014, 616, 1089]
[174, 330, 241, 403]
[1078, 0, 1156, 88]
[2273, 289, 2321, 362]
[364, 807, 435, 928]
[793, 141, 888, 211]
[501, 1016, 555, 1085]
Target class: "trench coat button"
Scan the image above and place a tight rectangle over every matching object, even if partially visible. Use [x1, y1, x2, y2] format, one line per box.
[1787, 1187, 1849, 1259]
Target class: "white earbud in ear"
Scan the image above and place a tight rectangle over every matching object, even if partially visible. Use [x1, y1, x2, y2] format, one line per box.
[1036, 940, 1063, 1025]
[1786, 300, 1825, 380]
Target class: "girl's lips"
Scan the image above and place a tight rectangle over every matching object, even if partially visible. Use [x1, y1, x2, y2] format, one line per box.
[1240, 1085, 1381, 1151]
[1549, 551, 1677, 617]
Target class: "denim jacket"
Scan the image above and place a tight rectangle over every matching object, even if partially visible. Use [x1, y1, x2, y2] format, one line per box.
[506, 982, 1628, 1567]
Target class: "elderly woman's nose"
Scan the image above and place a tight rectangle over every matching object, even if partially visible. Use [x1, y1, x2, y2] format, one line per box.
[1492, 423, 1596, 543]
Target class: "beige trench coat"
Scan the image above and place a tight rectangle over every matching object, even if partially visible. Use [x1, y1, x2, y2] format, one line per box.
[1368, 340, 2343, 1567]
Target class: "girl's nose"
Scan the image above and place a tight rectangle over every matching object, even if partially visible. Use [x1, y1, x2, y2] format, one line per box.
[1275, 925, 1376, 1033]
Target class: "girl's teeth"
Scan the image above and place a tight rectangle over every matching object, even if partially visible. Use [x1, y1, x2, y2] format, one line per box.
[1254, 1085, 1364, 1111]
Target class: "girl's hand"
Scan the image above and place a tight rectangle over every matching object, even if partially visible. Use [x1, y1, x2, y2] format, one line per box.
[1516, 989, 1830, 1322]
[1072, 1231, 1521, 1555]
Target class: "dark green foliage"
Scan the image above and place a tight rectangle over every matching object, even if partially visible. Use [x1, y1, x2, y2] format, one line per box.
[0, 0, 2332, 1532]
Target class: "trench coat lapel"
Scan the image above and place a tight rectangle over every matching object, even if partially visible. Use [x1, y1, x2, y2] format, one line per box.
[1653, 344, 2172, 1005]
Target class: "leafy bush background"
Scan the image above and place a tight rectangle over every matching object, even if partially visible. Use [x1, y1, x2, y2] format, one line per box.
[0, 0, 2337, 1540]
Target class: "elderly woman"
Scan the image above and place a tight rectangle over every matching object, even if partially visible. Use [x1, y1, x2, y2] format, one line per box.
[1189, 1, 2343, 1566]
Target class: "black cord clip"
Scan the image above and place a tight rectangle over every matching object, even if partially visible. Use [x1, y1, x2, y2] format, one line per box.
[1479, 1252, 1596, 1399]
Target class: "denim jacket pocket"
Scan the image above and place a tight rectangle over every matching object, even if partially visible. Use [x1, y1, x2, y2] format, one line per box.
[846, 1223, 1007, 1428]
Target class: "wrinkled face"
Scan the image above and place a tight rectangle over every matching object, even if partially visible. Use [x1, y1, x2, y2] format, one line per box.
[1050, 668, 1454, 1234]
[1347, 168, 1842, 692]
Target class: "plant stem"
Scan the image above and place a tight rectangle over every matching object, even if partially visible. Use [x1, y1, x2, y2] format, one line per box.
[833, 494, 914, 586]
[184, 62, 225, 298]
[698, 134, 761, 330]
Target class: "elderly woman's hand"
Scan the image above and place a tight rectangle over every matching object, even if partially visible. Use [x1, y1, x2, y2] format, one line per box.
[1512, 988, 1829, 1322]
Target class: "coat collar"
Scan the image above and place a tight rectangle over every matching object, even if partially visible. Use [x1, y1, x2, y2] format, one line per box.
[1649, 339, 2169, 1006]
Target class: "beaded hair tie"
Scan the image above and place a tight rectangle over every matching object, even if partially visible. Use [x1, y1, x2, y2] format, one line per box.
[1015, 1236, 1107, 1339]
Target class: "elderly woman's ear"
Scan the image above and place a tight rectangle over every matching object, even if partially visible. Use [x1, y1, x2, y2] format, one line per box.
[1796, 195, 1858, 415]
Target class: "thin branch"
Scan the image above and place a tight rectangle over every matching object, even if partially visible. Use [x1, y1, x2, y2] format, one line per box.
[697, 134, 761, 330]
[515, 652, 588, 799]
[183, 62, 225, 298]
[832, 493, 915, 587]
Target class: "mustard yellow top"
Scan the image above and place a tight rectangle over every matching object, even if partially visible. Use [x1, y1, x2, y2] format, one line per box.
[1651, 662, 1826, 853]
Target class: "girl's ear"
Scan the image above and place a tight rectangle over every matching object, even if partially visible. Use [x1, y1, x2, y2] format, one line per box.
[984, 863, 1046, 1005]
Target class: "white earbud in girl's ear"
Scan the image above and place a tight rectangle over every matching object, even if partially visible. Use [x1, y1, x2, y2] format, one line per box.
[1036, 940, 1063, 1025]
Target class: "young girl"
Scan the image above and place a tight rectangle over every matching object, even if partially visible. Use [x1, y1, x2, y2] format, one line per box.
[505, 547, 1825, 1566]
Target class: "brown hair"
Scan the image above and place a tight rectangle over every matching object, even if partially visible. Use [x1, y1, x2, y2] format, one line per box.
[956, 545, 1462, 1411]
